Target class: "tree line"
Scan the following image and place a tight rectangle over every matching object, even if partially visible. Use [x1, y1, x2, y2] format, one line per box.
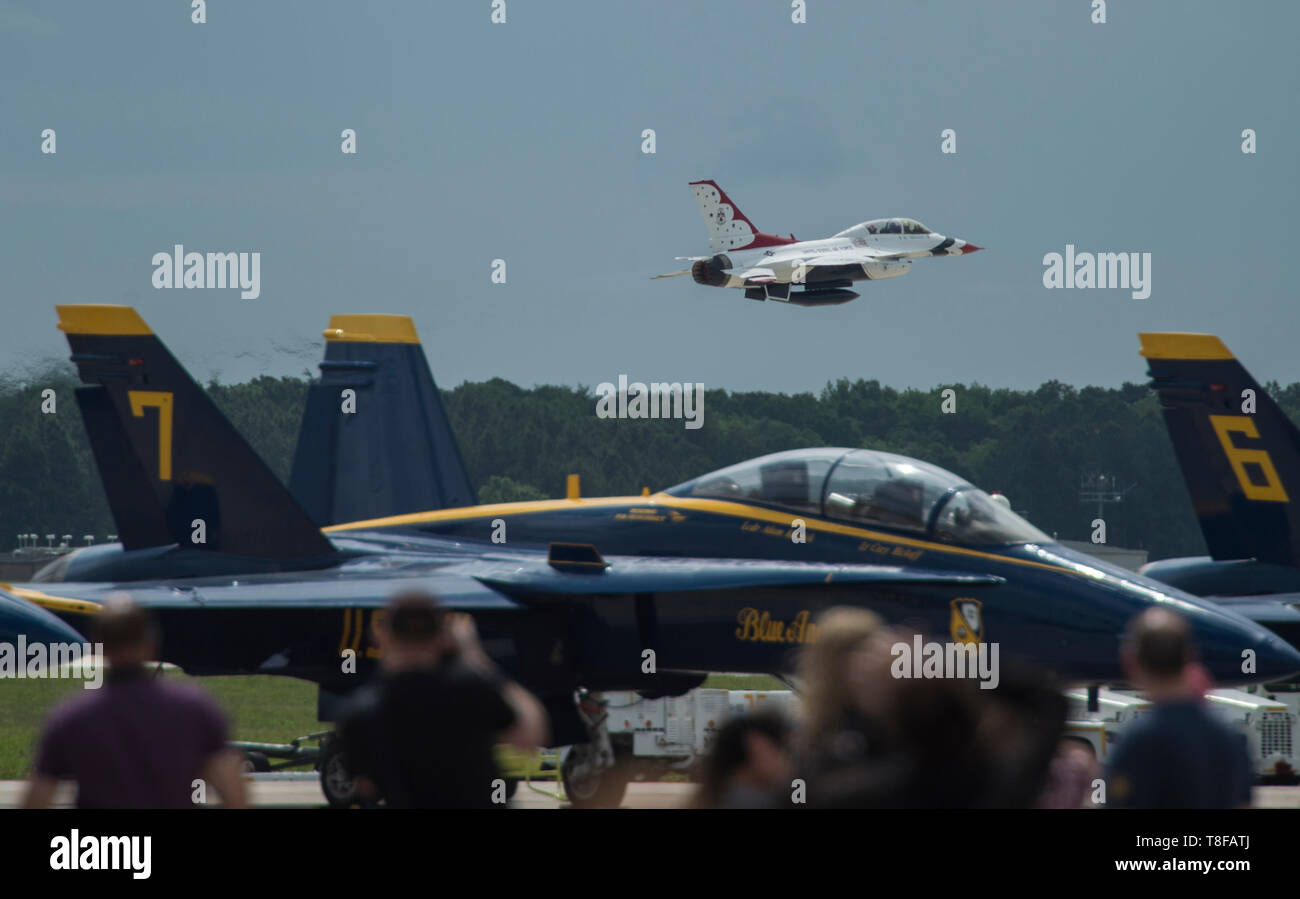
[6, 365, 1300, 560]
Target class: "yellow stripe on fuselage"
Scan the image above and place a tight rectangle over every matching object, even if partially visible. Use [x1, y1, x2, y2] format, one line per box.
[324, 496, 646, 531]
[0, 583, 101, 616]
[325, 494, 1067, 575]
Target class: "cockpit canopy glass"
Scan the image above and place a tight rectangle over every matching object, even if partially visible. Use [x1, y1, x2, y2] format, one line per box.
[666, 448, 1050, 546]
[822, 450, 960, 533]
[860, 218, 931, 236]
[667, 448, 845, 516]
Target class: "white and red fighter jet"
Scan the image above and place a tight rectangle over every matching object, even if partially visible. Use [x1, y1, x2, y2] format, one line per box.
[655, 179, 982, 306]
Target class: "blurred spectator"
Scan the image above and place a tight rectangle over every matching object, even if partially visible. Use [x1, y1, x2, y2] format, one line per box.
[335, 592, 548, 808]
[1039, 739, 1100, 809]
[796, 607, 1064, 808]
[695, 707, 794, 809]
[823, 674, 988, 807]
[796, 607, 894, 768]
[24, 596, 247, 809]
[979, 662, 1068, 806]
[1104, 608, 1253, 808]
[794, 607, 907, 807]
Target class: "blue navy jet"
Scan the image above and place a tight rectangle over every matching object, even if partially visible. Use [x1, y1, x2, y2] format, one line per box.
[6, 308, 1299, 806]
[1136, 332, 1300, 654]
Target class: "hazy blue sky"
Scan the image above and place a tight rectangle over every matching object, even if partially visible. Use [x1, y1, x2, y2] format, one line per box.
[1, 0, 1295, 393]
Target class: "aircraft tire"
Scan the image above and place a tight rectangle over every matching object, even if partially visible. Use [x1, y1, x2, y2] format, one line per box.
[318, 738, 359, 808]
[241, 750, 271, 773]
[561, 749, 629, 809]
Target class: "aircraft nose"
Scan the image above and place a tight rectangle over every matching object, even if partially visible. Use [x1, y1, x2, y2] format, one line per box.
[0, 588, 87, 646]
[1183, 600, 1300, 684]
[958, 242, 982, 254]
[1240, 630, 1300, 682]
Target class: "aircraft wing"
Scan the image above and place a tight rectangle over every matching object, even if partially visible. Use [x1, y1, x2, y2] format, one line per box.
[798, 248, 906, 267]
[11, 552, 1001, 618]
[735, 267, 777, 283]
[472, 556, 1005, 597]
[7, 572, 523, 614]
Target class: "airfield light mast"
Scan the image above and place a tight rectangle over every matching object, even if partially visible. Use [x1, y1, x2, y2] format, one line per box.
[1079, 473, 1137, 523]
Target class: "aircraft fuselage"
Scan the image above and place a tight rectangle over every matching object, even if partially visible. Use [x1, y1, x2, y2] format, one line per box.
[323, 492, 1287, 686]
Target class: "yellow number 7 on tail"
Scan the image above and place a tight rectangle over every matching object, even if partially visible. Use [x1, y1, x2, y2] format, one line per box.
[128, 390, 174, 481]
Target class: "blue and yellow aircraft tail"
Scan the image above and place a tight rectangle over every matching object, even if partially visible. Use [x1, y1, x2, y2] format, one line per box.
[1141, 332, 1300, 565]
[57, 305, 335, 560]
[289, 314, 475, 526]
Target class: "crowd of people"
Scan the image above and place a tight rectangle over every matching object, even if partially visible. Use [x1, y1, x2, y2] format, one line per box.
[698, 606, 1255, 809]
[22, 595, 1255, 810]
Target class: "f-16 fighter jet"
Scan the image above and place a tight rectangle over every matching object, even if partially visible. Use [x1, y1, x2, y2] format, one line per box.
[655, 179, 981, 306]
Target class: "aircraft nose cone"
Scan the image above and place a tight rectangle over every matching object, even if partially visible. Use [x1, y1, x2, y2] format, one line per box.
[1185, 601, 1300, 684]
[960, 243, 983, 254]
[1247, 631, 1300, 682]
[0, 588, 87, 647]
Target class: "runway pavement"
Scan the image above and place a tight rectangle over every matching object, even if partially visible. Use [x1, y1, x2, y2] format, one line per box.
[3, 776, 1299, 808]
[0, 774, 695, 809]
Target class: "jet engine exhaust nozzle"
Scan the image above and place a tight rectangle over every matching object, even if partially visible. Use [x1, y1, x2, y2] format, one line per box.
[692, 254, 730, 287]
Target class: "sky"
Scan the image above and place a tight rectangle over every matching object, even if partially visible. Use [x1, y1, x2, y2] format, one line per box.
[1, 0, 1296, 394]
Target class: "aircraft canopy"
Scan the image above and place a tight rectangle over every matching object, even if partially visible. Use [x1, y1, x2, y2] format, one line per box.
[856, 218, 932, 235]
[667, 448, 1049, 546]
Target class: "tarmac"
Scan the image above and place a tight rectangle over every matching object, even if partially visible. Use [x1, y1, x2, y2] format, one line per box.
[2, 776, 1299, 808]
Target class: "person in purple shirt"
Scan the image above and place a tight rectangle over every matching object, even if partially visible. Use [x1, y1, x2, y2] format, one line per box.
[23, 597, 247, 809]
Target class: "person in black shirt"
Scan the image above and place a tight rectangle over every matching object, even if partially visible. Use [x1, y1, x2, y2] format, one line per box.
[336, 592, 548, 808]
[1104, 608, 1253, 809]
